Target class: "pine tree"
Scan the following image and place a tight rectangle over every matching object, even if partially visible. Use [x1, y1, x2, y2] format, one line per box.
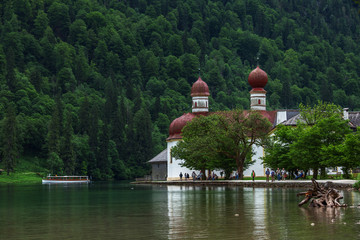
[1, 103, 20, 175]
[88, 103, 99, 150]
[78, 96, 91, 135]
[5, 47, 17, 92]
[132, 107, 153, 176]
[61, 110, 75, 175]
[104, 80, 118, 125]
[47, 99, 62, 155]
[97, 124, 111, 179]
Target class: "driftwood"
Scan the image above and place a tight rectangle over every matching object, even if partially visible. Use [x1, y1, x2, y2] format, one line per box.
[297, 179, 347, 207]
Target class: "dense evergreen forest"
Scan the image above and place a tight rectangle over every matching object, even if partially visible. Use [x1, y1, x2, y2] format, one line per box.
[0, 0, 359, 179]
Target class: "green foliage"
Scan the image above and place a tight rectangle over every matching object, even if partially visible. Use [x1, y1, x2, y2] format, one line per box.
[299, 101, 343, 125]
[0, 172, 42, 184]
[0, 103, 21, 175]
[264, 102, 354, 179]
[354, 180, 360, 190]
[172, 110, 272, 179]
[47, 152, 63, 175]
[172, 115, 224, 179]
[0, 0, 359, 180]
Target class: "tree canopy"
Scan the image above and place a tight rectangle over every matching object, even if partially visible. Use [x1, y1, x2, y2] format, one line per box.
[263, 102, 354, 179]
[0, 0, 359, 179]
[172, 110, 272, 179]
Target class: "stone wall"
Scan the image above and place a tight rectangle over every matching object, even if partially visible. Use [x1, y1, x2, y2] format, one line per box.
[134, 180, 354, 189]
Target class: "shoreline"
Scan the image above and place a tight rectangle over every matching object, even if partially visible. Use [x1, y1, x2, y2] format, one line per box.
[133, 179, 357, 189]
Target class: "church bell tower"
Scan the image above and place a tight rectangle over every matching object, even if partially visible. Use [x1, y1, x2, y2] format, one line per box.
[248, 66, 268, 111]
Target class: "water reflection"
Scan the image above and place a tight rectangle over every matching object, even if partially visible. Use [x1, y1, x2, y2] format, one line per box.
[165, 186, 360, 239]
[1, 183, 360, 239]
[167, 186, 272, 239]
[251, 188, 270, 240]
[300, 207, 344, 223]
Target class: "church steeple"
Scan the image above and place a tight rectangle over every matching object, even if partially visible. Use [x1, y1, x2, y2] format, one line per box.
[248, 66, 268, 110]
[191, 76, 210, 113]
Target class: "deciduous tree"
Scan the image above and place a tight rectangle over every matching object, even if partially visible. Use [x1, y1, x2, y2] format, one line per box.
[172, 110, 272, 179]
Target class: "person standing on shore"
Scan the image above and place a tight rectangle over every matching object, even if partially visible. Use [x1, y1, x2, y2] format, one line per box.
[192, 171, 196, 181]
[265, 168, 270, 182]
[179, 172, 183, 180]
[271, 169, 275, 182]
[276, 168, 281, 181]
[281, 168, 286, 180]
[251, 170, 256, 181]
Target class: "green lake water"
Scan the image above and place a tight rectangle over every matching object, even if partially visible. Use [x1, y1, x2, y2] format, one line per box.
[1, 182, 360, 240]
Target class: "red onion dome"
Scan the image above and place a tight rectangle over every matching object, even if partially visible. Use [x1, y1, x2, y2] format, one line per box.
[191, 77, 210, 97]
[167, 113, 195, 140]
[248, 66, 268, 89]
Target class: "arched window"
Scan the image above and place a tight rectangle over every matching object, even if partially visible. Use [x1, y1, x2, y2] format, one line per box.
[195, 102, 197, 107]
[258, 99, 261, 104]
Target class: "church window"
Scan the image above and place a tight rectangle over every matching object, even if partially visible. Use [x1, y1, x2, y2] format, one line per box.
[258, 99, 261, 104]
[195, 102, 197, 107]
[170, 149, 172, 164]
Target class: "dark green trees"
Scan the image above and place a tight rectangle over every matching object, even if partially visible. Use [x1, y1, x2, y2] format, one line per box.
[1, 103, 20, 175]
[0, 0, 359, 180]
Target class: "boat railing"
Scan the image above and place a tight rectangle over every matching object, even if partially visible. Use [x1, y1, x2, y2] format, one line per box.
[45, 176, 89, 180]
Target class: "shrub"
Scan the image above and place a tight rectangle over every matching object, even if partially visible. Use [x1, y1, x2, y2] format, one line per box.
[353, 180, 360, 189]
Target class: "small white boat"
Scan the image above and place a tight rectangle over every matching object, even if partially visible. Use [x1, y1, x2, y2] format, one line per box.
[42, 175, 90, 184]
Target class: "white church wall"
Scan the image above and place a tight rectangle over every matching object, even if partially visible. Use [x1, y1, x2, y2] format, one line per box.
[243, 145, 265, 177]
[167, 140, 226, 180]
[167, 140, 200, 180]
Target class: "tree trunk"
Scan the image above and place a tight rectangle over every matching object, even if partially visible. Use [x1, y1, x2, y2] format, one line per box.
[238, 165, 244, 179]
[297, 179, 346, 207]
[342, 167, 350, 179]
[313, 168, 318, 179]
[201, 168, 206, 180]
[320, 167, 326, 179]
[236, 155, 245, 179]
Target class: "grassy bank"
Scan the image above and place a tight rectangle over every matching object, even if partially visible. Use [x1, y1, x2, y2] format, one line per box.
[0, 155, 47, 184]
[0, 172, 42, 184]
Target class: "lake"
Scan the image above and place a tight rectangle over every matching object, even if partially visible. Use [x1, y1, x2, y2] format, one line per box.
[1, 182, 360, 240]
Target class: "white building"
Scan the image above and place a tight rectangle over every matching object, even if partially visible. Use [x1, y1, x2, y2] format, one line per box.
[148, 66, 360, 180]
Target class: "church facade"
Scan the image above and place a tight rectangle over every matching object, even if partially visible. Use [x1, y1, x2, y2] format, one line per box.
[148, 67, 359, 181]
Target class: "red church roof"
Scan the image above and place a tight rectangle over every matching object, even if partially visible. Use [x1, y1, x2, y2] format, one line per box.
[191, 77, 210, 97]
[167, 113, 196, 140]
[248, 66, 268, 90]
[167, 110, 277, 141]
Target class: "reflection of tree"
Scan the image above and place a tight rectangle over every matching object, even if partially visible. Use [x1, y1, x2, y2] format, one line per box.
[300, 207, 343, 224]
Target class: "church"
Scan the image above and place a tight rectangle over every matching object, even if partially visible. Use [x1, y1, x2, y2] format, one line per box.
[148, 66, 360, 181]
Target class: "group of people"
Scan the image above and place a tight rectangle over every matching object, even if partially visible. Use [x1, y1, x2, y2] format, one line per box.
[178, 171, 205, 181]
[179, 171, 220, 181]
[180, 168, 305, 182]
[179, 172, 190, 180]
[265, 168, 305, 182]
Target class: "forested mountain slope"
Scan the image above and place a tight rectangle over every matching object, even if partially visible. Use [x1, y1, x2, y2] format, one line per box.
[0, 0, 359, 179]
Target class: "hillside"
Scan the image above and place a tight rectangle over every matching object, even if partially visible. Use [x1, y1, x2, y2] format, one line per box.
[0, 0, 359, 179]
